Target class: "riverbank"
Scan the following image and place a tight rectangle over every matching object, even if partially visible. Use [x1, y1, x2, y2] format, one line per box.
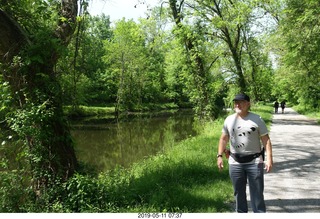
[63, 103, 181, 119]
[45, 104, 273, 212]
[0, 104, 273, 212]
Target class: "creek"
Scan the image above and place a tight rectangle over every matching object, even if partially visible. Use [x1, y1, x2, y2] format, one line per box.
[70, 109, 201, 172]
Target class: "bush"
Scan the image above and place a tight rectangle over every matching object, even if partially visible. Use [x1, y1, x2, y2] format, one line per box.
[0, 170, 33, 212]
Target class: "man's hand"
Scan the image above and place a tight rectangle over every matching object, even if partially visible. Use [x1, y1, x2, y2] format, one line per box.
[217, 157, 224, 171]
[264, 160, 273, 173]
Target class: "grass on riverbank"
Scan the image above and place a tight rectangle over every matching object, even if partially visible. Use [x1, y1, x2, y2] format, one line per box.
[63, 103, 180, 118]
[63, 105, 115, 118]
[47, 103, 273, 213]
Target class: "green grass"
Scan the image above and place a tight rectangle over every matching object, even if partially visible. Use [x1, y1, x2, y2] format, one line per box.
[63, 103, 180, 118]
[91, 118, 234, 212]
[63, 105, 115, 118]
[293, 105, 320, 124]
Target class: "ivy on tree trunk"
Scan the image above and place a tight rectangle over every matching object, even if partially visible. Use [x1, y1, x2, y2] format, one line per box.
[0, 0, 78, 192]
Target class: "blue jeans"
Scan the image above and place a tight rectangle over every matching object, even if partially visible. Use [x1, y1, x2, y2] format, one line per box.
[229, 162, 266, 213]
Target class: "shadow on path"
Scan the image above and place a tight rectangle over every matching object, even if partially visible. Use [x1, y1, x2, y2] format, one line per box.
[264, 108, 320, 213]
[265, 198, 320, 213]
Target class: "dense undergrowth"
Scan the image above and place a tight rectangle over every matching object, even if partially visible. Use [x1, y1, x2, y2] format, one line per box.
[0, 104, 273, 212]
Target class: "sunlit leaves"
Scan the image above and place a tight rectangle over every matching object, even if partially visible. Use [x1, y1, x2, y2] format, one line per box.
[103, 19, 150, 111]
[275, 0, 320, 108]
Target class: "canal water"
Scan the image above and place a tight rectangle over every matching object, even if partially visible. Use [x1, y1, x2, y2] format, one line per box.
[70, 110, 200, 173]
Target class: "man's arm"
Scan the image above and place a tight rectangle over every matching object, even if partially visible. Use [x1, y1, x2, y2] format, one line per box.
[217, 133, 229, 170]
[261, 134, 273, 172]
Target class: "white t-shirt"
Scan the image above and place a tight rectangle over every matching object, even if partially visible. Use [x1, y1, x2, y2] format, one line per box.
[222, 112, 268, 164]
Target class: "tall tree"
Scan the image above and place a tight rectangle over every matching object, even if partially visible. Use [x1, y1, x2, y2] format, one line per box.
[275, 0, 320, 109]
[0, 0, 79, 192]
[168, 0, 214, 118]
[58, 13, 114, 107]
[104, 19, 149, 112]
[191, 0, 248, 92]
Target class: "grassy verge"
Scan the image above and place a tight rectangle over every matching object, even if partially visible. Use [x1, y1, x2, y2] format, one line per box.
[63, 103, 180, 118]
[293, 105, 320, 124]
[63, 105, 115, 118]
[121, 117, 233, 212]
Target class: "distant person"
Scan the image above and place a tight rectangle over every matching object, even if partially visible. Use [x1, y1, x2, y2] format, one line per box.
[280, 100, 286, 114]
[274, 100, 279, 113]
[217, 93, 273, 213]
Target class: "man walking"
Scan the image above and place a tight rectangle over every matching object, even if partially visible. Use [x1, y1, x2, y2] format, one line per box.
[274, 100, 279, 113]
[217, 93, 273, 213]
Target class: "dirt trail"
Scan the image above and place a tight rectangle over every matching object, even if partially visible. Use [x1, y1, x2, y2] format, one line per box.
[263, 107, 320, 212]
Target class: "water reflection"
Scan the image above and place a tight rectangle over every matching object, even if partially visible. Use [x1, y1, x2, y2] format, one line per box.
[70, 110, 199, 172]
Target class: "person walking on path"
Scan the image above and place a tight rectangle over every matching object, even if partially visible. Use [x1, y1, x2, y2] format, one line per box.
[217, 93, 273, 213]
[274, 100, 279, 113]
[280, 100, 286, 114]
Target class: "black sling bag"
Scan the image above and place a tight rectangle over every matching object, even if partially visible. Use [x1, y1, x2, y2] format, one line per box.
[230, 148, 265, 163]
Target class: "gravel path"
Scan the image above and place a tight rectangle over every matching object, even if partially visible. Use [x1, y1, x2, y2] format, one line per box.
[263, 107, 320, 213]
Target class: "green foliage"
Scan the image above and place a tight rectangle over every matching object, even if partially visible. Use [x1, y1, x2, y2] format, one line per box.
[51, 0, 279, 114]
[62, 174, 108, 212]
[163, 38, 190, 105]
[0, 78, 12, 120]
[0, 0, 59, 30]
[1, 0, 306, 213]
[294, 105, 320, 124]
[3, 76, 77, 194]
[0, 133, 33, 213]
[103, 19, 170, 112]
[57, 14, 113, 107]
[273, 0, 320, 110]
[0, 169, 33, 212]
[6, 95, 56, 181]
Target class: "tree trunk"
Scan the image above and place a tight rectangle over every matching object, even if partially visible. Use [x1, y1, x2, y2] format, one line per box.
[222, 26, 247, 93]
[169, 0, 210, 118]
[0, 0, 78, 191]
